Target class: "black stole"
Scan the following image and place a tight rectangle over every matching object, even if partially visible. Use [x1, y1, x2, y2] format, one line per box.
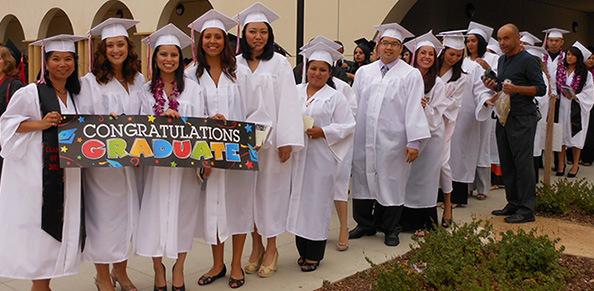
[554, 92, 582, 137]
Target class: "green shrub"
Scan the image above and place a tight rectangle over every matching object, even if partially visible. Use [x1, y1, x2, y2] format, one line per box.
[374, 220, 568, 290]
[536, 178, 594, 215]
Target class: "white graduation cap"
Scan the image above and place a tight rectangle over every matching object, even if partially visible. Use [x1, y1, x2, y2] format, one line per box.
[375, 22, 414, 42]
[188, 9, 237, 33]
[524, 45, 547, 59]
[142, 23, 192, 49]
[300, 42, 343, 66]
[542, 28, 569, 39]
[487, 37, 502, 55]
[404, 31, 443, 55]
[437, 30, 466, 50]
[572, 41, 592, 61]
[31, 34, 86, 53]
[520, 31, 542, 46]
[467, 21, 493, 42]
[89, 18, 139, 40]
[301, 35, 342, 51]
[235, 2, 279, 27]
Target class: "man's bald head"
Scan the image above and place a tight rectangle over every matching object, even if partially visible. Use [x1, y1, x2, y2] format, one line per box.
[497, 23, 521, 55]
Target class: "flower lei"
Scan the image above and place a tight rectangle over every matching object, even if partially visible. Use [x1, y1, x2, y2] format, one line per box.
[151, 78, 180, 116]
[556, 56, 582, 95]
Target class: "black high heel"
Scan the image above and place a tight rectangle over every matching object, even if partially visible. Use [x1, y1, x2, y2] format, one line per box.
[555, 165, 566, 176]
[172, 262, 185, 291]
[153, 263, 167, 291]
[300, 260, 320, 272]
[567, 166, 580, 178]
[197, 264, 226, 286]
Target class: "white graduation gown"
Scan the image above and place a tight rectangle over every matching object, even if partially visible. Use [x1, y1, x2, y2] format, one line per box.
[351, 60, 431, 206]
[332, 77, 357, 202]
[287, 84, 355, 240]
[449, 59, 493, 183]
[474, 52, 499, 168]
[544, 52, 565, 96]
[135, 78, 206, 259]
[78, 72, 144, 263]
[0, 84, 82, 279]
[405, 77, 446, 208]
[534, 72, 550, 156]
[237, 52, 304, 238]
[558, 71, 594, 149]
[184, 64, 259, 245]
[439, 71, 466, 193]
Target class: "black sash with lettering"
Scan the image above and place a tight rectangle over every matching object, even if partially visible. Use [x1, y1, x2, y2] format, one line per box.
[554, 94, 582, 137]
[37, 83, 65, 242]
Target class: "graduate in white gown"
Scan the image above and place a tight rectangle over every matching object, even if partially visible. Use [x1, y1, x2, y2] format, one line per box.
[0, 34, 85, 291]
[135, 24, 207, 291]
[401, 32, 447, 236]
[77, 18, 144, 291]
[235, 3, 304, 278]
[288, 42, 355, 272]
[434, 31, 467, 228]
[554, 42, 594, 178]
[466, 21, 499, 200]
[184, 10, 259, 288]
[349, 22, 430, 247]
[299, 36, 356, 251]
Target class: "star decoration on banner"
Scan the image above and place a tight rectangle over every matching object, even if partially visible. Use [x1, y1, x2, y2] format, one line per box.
[148, 115, 156, 123]
[245, 124, 253, 134]
[170, 161, 177, 168]
[78, 116, 85, 123]
[60, 146, 68, 153]
[128, 117, 133, 122]
[77, 155, 82, 160]
[77, 137, 83, 143]
[246, 161, 254, 169]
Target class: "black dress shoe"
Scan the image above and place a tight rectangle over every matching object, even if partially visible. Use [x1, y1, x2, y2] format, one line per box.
[504, 214, 535, 224]
[384, 232, 400, 247]
[491, 206, 517, 216]
[348, 226, 376, 239]
[567, 167, 580, 178]
[197, 265, 227, 286]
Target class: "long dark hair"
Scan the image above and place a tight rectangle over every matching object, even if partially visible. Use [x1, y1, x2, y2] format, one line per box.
[466, 34, 487, 58]
[413, 47, 438, 94]
[92, 37, 140, 85]
[563, 46, 588, 93]
[437, 47, 466, 83]
[195, 29, 237, 81]
[150, 45, 185, 94]
[240, 22, 275, 61]
[42, 51, 81, 95]
[304, 60, 336, 89]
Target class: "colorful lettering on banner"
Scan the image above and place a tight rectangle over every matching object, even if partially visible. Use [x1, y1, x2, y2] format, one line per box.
[58, 115, 259, 171]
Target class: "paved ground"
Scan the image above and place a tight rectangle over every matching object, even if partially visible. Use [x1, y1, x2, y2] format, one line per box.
[1, 166, 593, 291]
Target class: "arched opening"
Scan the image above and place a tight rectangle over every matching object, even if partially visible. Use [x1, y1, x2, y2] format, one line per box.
[38, 8, 74, 38]
[157, 0, 213, 61]
[0, 15, 26, 49]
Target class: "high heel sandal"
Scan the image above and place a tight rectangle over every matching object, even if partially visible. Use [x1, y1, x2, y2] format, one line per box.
[197, 264, 226, 286]
[257, 252, 278, 278]
[228, 269, 246, 289]
[244, 252, 263, 274]
[171, 262, 185, 291]
[555, 165, 566, 176]
[110, 271, 138, 291]
[94, 277, 114, 291]
[567, 166, 580, 178]
[153, 263, 167, 291]
[300, 260, 320, 272]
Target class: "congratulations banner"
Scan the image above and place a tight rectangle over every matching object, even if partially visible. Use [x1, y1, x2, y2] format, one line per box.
[58, 115, 259, 170]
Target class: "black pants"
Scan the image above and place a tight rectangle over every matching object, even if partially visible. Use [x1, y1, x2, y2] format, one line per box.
[534, 156, 541, 183]
[352, 199, 403, 234]
[438, 182, 469, 204]
[496, 114, 538, 216]
[295, 236, 326, 261]
[400, 207, 438, 231]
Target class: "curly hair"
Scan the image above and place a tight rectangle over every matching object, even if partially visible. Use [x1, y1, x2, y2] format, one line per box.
[91, 37, 140, 85]
[194, 28, 237, 81]
[0, 46, 19, 76]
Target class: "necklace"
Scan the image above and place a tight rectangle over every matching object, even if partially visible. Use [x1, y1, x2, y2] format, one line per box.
[55, 87, 67, 97]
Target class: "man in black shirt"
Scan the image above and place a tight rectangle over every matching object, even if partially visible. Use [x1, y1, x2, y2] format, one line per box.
[483, 24, 546, 223]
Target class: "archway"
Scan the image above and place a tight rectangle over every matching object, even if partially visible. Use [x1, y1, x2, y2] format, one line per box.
[0, 15, 26, 49]
[38, 8, 74, 38]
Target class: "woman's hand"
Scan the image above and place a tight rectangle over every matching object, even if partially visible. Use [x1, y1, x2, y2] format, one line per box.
[278, 145, 292, 163]
[421, 96, 429, 109]
[475, 58, 491, 70]
[41, 111, 62, 129]
[161, 109, 181, 118]
[306, 127, 325, 139]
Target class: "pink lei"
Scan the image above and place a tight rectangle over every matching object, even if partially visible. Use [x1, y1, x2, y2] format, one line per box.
[151, 78, 180, 115]
[555, 58, 582, 95]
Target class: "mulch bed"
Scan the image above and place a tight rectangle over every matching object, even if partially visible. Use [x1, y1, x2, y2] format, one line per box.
[537, 207, 594, 226]
[317, 253, 594, 291]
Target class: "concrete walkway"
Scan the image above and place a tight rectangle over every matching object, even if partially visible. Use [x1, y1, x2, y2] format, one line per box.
[1, 166, 591, 291]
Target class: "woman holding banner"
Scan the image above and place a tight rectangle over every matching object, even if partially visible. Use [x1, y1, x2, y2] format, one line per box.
[235, 3, 304, 278]
[185, 10, 261, 288]
[78, 18, 144, 291]
[135, 24, 207, 291]
[0, 34, 85, 291]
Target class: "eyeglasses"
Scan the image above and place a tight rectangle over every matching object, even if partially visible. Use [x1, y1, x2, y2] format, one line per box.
[380, 41, 401, 47]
